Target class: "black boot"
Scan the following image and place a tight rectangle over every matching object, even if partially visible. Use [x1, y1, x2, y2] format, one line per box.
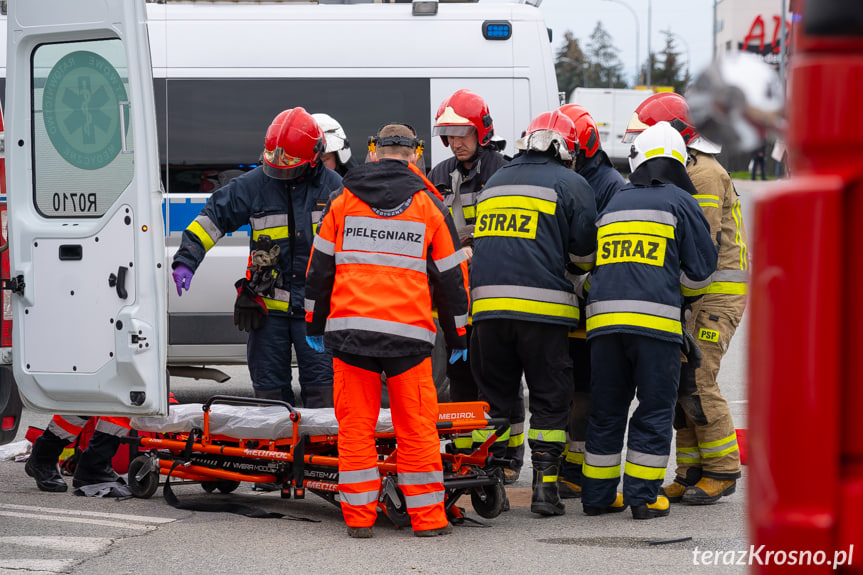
[302, 385, 334, 408]
[254, 388, 295, 406]
[72, 431, 122, 488]
[25, 430, 69, 492]
[531, 452, 565, 516]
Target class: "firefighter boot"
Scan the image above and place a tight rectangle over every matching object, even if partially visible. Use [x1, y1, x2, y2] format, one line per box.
[530, 453, 565, 516]
[631, 495, 671, 520]
[414, 522, 454, 537]
[303, 385, 335, 408]
[25, 430, 69, 492]
[72, 431, 123, 488]
[681, 477, 737, 505]
[558, 459, 582, 499]
[583, 492, 627, 516]
[660, 468, 702, 503]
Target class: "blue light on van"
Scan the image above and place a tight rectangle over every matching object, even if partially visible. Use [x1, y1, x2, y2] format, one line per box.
[483, 21, 512, 41]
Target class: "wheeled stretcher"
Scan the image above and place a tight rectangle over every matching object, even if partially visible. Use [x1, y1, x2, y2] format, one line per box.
[127, 395, 512, 526]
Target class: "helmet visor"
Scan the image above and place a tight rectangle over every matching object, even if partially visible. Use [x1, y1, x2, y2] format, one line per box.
[433, 125, 476, 138]
[263, 147, 312, 180]
[515, 130, 573, 161]
[622, 113, 650, 144]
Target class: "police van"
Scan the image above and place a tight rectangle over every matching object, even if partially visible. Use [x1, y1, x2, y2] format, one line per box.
[0, 0, 561, 422]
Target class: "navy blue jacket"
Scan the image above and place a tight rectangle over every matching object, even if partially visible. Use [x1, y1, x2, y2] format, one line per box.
[578, 150, 626, 214]
[428, 146, 509, 228]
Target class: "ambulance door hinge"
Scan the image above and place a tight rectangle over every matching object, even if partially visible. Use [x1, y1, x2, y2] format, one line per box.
[1, 275, 25, 295]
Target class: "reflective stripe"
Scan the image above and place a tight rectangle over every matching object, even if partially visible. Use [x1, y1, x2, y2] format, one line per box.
[732, 199, 748, 270]
[454, 313, 469, 329]
[624, 461, 666, 481]
[460, 192, 478, 206]
[568, 440, 585, 453]
[598, 221, 675, 240]
[583, 463, 620, 479]
[694, 194, 721, 209]
[399, 471, 443, 486]
[340, 468, 380, 484]
[473, 427, 510, 444]
[587, 312, 681, 335]
[627, 449, 669, 468]
[699, 432, 739, 458]
[508, 432, 525, 448]
[340, 490, 379, 506]
[187, 217, 221, 252]
[680, 271, 713, 296]
[565, 451, 585, 465]
[94, 420, 128, 436]
[586, 299, 680, 320]
[313, 234, 335, 256]
[542, 474, 559, 483]
[453, 436, 473, 449]
[250, 214, 291, 241]
[463, 204, 477, 220]
[706, 281, 748, 295]
[676, 446, 702, 464]
[677, 456, 702, 464]
[478, 184, 559, 204]
[585, 451, 621, 467]
[569, 251, 595, 272]
[473, 285, 578, 306]
[304, 298, 315, 313]
[336, 251, 427, 273]
[510, 421, 525, 435]
[478, 194, 557, 215]
[528, 428, 566, 443]
[326, 317, 436, 345]
[473, 298, 578, 320]
[262, 288, 291, 312]
[434, 249, 467, 273]
[405, 490, 445, 508]
[596, 209, 677, 228]
[713, 269, 748, 283]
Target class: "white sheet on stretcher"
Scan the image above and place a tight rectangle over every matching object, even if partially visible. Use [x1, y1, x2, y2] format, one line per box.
[130, 404, 395, 440]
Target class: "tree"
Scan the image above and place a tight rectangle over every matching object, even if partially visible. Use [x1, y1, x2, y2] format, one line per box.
[585, 21, 628, 90]
[554, 31, 588, 102]
[638, 30, 691, 93]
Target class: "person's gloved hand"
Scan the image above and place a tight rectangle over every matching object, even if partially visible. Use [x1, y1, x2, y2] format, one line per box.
[233, 278, 268, 332]
[681, 328, 703, 369]
[449, 348, 468, 364]
[172, 263, 194, 296]
[306, 335, 325, 353]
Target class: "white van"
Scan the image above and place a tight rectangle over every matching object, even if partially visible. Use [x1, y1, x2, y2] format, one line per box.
[1, 0, 561, 417]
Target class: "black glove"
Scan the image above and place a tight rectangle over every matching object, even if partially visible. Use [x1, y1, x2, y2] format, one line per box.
[681, 327, 703, 369]
[233, 278, 268, 332]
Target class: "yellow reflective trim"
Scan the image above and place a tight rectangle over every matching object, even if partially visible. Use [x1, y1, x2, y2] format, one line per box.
[508, 433, 525, 448]
[583, 463, 621, 480]
[706, 281, 748, 295]
[693, 194, 720, 204]
[253, 227, 290, 241]
[587, 312, 682, 335]
[472, 428, 510, 444]
[699, 432, 738, 449]
[676, 456, 702, 464]
[681, 284, 710, 297]
[262, 297, 291, 312]
[624, 461, 666, 481]
[463, 205, 477, 220]
[732, 200, 749, 271]
[671, 150, 685, 164]
[187, 220, 216, 252]
[528, 428, 567, 443]
[478, 195, 557, 215]
[701, 444, 739, 458]
[677, 446, 699, 454]
[542, 475, 559, 483]
[473, 298, 578, 320]
[598, 221, 675, 240]
[313, 223, 319, 235]
[644, 148, 665, 159]
[453, 437, 473, 449]
[565, 452, 584, 464]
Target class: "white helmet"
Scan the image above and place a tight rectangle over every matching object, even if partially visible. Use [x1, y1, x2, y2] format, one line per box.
[312, 113, 352, 164]
[628, 121, 688, 173]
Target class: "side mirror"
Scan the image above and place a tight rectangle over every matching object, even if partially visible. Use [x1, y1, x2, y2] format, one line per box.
[686, 52, 786, 154]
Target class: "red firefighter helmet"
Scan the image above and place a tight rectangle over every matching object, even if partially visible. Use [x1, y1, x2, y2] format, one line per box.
[262, 107, 325, 180]
[622, 92, 721, 154]
[558, 103, 601, 158]
[515, 110, 578, 162]
[433, 89, 495, 147]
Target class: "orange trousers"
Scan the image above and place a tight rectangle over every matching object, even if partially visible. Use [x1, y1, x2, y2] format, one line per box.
[334, 356, 447, 532]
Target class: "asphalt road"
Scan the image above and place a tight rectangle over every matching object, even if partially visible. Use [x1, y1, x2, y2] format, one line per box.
[0, 180, 769, 575]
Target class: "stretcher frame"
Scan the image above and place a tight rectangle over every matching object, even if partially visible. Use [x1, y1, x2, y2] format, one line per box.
[127, 395, 512, 525]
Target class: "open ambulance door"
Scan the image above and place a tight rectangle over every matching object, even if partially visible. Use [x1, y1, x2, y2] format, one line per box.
[5, 0, 168, 416]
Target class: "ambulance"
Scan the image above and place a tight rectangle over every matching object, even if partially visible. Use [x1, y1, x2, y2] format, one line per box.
[0, 0, 561, 423]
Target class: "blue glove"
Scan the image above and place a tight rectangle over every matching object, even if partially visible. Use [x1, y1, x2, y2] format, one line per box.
[172, 263, 194, 296]
[306, 335, 325, 353]
[449, 348, 468, 364]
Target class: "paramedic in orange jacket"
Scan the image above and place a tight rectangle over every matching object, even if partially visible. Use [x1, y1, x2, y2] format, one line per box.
[304, 123, 470, 538]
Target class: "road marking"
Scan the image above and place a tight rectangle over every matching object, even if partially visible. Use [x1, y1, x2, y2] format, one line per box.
[0, 536, 113, 553]
[0, 558, 77, 572]
[0, 503, 176, 530]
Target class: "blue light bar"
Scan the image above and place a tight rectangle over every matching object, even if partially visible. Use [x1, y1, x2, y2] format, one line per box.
[483, 20, 512, 41]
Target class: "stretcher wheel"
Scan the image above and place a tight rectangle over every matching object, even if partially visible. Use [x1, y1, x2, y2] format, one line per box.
[201, 480, 240, 494]
[384, 489, 412, 528]
[127, 455, 159, 499]
[470, 480, 506, 519]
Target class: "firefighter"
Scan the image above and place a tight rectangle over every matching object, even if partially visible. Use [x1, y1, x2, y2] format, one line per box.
[428, 89, 524, 484]
[25, 415, 129, 494]
[555, 103, 627, 499]
[623, 93, 747, 505]
[582, 122, 717, 520]
[304, 123, 470, 538]
[469, 110, 597, 516]
[172, 108, 342, 409]
[313, 112, 360, 177]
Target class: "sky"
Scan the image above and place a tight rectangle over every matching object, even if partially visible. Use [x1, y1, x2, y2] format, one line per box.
[482, 0, 715, 85]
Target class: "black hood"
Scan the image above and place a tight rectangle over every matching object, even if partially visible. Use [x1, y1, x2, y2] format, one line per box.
[341, 159, 428, 210]
[629, 157, 698, 196]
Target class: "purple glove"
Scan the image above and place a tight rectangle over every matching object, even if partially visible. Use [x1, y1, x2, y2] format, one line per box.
[172, 263, 194, 296]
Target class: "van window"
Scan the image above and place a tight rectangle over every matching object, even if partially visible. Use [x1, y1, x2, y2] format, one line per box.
[154, 78, 431, 193]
